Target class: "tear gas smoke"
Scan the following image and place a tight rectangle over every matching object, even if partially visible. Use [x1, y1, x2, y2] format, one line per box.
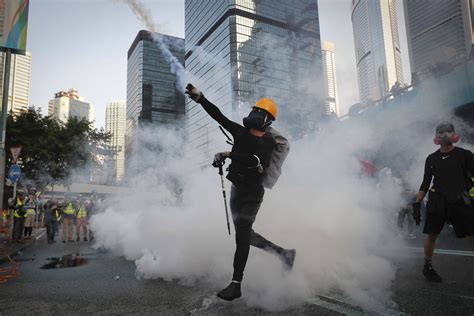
[98, 1, 474, 313]
[122, 0, 159, 33]
[119, 0, 192, 94]
[91, 93, 474, 314]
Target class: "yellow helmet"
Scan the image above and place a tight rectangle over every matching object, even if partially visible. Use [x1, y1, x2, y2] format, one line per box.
[254, 98, 278, 120]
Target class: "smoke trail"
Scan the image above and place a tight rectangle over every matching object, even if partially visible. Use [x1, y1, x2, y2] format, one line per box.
[120, 0, 190, 94]
[123, 0, 159, 32]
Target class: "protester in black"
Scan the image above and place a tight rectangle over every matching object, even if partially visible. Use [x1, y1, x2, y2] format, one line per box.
[413, 122, 474, 282]
[43, 200, 59, 244]
[186, 84, 295, 301]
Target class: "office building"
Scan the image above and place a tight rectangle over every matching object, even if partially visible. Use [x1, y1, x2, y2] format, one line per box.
[0, 51, 31, 115]
[126, 30, 185, 165]
[105, 101, 126, 183]
[185, 0, 324, 164]
[352, 0, 404, 103]
[404, 0, 473, 80]
[321, 41, 339, 116]
[48, 88, 95, 123]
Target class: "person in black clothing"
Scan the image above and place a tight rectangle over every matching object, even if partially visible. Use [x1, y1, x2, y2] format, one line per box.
[44, 200, 59, 244]
[413, 122, 474, 282]
[186, 84, 295, 301]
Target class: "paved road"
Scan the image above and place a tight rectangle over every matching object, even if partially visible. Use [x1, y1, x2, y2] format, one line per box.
[0, 229, 473, 315]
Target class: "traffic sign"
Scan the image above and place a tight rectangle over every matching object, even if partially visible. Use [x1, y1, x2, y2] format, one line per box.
[10, 145, 22, 163]
[8, 164, 21, 182]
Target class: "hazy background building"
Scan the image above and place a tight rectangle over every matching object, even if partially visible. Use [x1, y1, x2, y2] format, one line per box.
[125, 30, 185, 171]
[321, 41, 339, 116]
[185, 0, 324, 165]
[0, 51, 32, 115]
[105, 101, 126, 184]
[352, 0, 404, 104]
[48, 88, 95, 123]
[404, 0, 474, 81]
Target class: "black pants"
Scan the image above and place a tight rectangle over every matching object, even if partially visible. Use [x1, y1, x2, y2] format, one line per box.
[230, 185, 285, 282]
[24, 226, 33, 237]
[397, 207, 414, 233]
[46, 221, 57, 242]
[12, 217, 25, 240]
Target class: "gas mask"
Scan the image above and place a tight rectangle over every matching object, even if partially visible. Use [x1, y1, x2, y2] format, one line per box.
[433, 122, 459, 145]
[243, 108, 272, 132]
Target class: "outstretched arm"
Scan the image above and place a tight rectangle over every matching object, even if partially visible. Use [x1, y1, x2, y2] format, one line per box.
[186, 84, 242, 137]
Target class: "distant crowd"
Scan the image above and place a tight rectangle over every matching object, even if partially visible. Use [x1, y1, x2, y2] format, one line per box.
[3, 189, 101, 244]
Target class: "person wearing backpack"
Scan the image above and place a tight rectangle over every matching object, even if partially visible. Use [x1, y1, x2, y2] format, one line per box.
[412, 122, 474, 282]
[186, 84, 295, 301]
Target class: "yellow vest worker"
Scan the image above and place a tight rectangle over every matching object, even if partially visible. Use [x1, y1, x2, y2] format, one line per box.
[76, 205, 87, 219]
[13, 197, 25, 218]
[63, 203, 75, 216]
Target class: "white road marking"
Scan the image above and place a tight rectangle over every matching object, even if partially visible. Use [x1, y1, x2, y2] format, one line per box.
[307, 296, 365, 315]
[35, 230, 46, 240]
[308, 295, 408, 315]
[407, 247, 474, 257]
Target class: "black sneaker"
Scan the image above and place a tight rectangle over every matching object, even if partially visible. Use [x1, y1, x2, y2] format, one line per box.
[281, 249, 296, 271]
[423, 264, 442, 282]
[216, 282, 241, 301]
[76, 237, 80, 242]
[84, 237, 88, 242]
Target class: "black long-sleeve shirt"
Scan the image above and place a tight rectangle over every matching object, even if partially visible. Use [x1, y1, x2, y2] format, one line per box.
[198, 97, 275, 188]
[419, 147, 474, 201]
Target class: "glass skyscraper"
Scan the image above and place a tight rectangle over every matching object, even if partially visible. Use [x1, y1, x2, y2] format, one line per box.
[185, 0, 323, 165]
[0, 51, 31, 115]
[106, 101, 126, 184]
[352, 0, 404, 104]
[404, 0, 473, 80]
[321, 41, 339, 116]
[126, 30, 185, 166]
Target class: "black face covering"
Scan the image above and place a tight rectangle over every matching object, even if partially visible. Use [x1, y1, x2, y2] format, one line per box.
[243, 109, 271, 131]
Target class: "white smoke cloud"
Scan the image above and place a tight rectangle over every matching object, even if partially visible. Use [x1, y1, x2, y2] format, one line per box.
[90, 83, 474, 313]
[99, 1, 474, 313]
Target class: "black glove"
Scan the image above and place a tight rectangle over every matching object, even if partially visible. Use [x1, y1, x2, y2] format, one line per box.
[412, 202, 421, 226]
[213, 152, 229, 165]
[185, 83, 203, 102]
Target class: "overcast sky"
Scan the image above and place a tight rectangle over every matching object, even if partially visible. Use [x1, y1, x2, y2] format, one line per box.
[27, 0, 410, 128]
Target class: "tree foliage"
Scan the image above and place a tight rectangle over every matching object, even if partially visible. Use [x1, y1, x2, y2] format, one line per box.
[5, 108, 111, 190]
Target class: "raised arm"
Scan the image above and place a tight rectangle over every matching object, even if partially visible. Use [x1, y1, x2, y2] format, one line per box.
[186, 84, 242, 137]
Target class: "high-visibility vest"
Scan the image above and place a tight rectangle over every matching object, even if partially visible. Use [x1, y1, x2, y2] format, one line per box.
[76, 205, 87, 219]
[63, 203, 75, 215]
[13, 198, 25, 218]
[26, 208, 36, 216]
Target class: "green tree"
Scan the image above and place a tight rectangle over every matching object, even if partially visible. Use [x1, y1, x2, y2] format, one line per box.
[5, 108, 111, 191]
